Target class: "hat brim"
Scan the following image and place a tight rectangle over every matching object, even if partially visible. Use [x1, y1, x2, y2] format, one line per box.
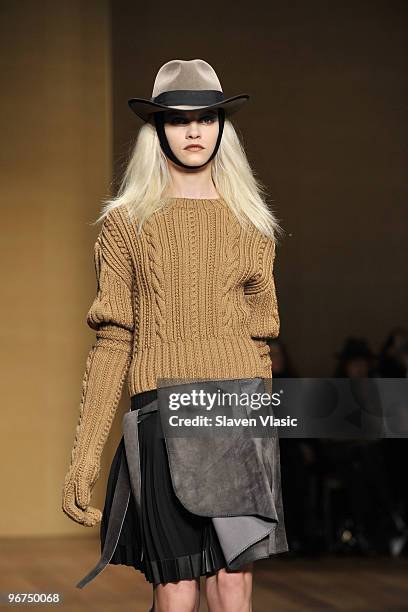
[127, 94, 249, 122]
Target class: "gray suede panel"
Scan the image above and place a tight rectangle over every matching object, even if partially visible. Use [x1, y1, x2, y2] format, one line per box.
[212, 515, 274, 565]
[158, 378, 281, 519]
[121, 378, 289, 567]
[156, 378, 289, 565]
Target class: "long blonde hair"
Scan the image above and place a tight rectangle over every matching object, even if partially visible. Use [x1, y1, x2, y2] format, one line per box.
[94, 118, 284, 243]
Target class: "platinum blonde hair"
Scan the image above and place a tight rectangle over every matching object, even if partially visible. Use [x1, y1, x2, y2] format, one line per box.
[94, 118, 284, 243]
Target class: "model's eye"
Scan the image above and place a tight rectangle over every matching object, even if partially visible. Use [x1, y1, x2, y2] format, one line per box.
[168, 116, 188, 125]
[167, 113, 218, 125]
[200, 114, 218, 124]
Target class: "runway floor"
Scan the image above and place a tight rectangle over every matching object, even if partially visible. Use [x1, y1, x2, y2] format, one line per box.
[1, 537, 408, 611]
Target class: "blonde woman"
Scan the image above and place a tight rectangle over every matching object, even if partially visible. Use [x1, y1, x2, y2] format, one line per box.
[62, 59, 288, 612]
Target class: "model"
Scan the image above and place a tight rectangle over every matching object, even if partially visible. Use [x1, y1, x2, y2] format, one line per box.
[62, 58, 288, 612]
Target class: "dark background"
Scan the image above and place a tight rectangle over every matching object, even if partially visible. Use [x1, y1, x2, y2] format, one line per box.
[112, 0, 407, 376]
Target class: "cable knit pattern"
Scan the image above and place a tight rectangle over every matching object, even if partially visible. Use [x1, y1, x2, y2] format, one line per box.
[62, 199, 280, 525]
[222, 212, 240, 331]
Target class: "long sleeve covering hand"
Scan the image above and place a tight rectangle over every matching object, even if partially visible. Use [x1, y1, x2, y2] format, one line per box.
[62, 211, 134, 527]
[244, 231, 280, 381]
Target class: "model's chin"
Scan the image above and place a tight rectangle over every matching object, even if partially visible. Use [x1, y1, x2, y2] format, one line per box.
[179, 151, 212, 166]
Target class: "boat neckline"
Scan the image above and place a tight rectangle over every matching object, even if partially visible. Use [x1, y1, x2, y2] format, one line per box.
[166, 197, 222, 201]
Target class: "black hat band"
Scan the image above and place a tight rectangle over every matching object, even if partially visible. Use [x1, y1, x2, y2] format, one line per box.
[152, 90, 224, 106]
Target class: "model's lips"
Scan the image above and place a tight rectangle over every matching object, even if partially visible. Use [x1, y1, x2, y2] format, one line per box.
[185, 145, 204, 151]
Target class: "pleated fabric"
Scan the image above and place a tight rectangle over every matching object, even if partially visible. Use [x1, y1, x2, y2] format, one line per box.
[100, 388, 227, 585]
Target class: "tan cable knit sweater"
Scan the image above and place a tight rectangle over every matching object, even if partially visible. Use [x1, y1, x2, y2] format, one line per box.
[62, 197, 280, 525]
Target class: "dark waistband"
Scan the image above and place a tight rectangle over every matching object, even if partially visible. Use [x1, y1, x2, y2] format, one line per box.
[130, 388, 158, 412]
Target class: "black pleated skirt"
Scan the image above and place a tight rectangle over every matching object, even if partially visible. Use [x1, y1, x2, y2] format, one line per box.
[100, 388, 227, 585]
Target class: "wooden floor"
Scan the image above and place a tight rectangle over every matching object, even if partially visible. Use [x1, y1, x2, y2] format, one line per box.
[1, 537, 408, 611]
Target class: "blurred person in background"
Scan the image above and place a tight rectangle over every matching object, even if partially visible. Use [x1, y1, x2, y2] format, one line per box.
[270, 339, 325, 556]
[322, 337, 407, 556]
[378, 327, 408, 555]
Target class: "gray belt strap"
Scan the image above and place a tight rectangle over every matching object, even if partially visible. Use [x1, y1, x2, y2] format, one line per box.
[76, 399, 158, 589]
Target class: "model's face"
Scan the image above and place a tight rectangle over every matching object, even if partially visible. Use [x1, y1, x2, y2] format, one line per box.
[163, 109, 220, 167]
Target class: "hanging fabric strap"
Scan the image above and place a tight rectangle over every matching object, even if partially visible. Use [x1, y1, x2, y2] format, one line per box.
[75, 399, 158, 589]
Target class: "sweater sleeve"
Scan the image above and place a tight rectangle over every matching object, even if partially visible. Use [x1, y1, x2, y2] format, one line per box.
[62, 209, 134, 525]
[244, 233, 280, 341]
[244, 232, 280, 382]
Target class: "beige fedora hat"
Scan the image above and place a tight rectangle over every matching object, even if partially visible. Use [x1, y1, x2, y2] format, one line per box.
[128, 58, 249, 122]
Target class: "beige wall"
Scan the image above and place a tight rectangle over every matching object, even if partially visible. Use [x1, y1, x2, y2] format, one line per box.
[0, 1, 121, 537]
